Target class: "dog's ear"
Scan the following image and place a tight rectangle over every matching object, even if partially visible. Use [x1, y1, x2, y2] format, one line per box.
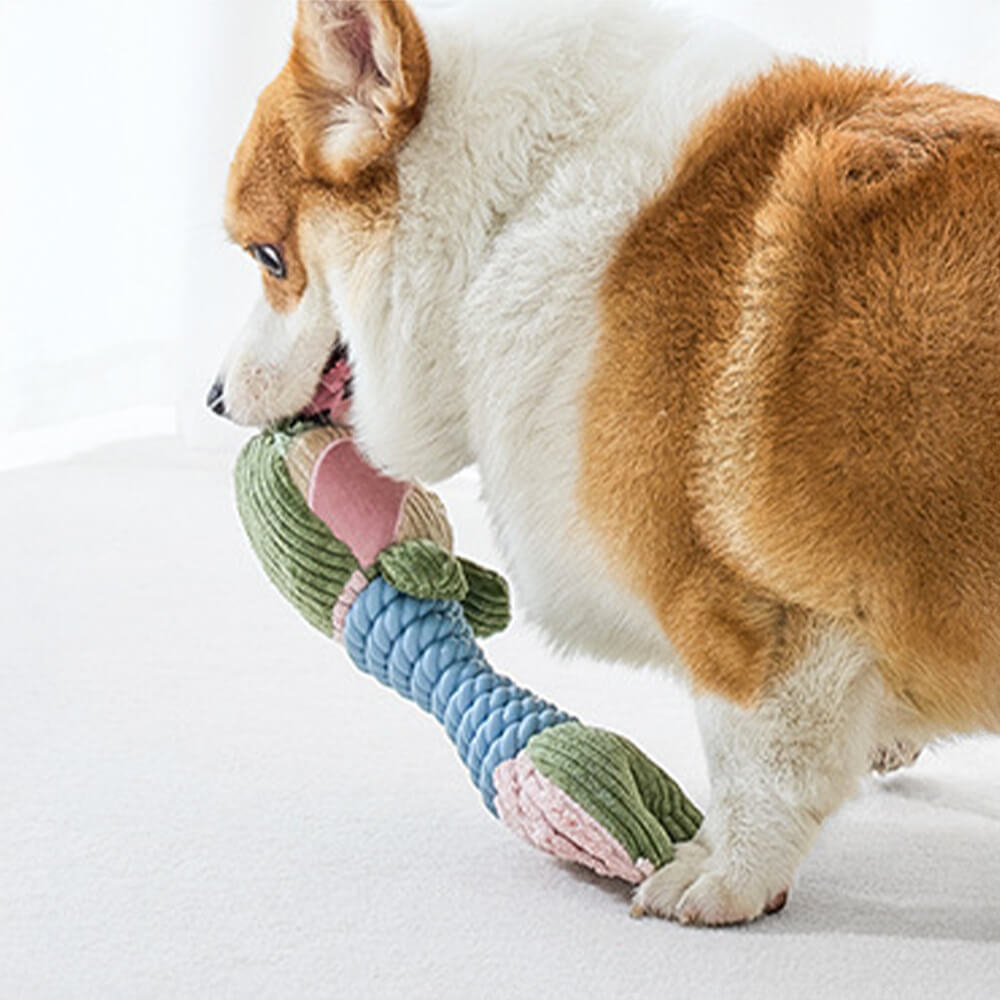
[292, 0, 430, 184]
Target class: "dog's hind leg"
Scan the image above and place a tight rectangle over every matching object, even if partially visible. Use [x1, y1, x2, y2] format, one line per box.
[632, 613, 882, 926]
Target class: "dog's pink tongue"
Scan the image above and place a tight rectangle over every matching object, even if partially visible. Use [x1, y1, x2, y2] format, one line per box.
[303, 358, 352, 423]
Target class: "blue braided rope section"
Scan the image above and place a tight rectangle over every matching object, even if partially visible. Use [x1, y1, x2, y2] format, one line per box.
[343, 576, 576, 814]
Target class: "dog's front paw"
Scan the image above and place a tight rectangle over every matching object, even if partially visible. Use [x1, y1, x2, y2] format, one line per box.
[630, 840, 789, 926]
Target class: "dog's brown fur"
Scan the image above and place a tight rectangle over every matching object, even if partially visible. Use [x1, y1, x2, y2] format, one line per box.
[224, 0, 428, 314]
[583, 61, 1000, 731]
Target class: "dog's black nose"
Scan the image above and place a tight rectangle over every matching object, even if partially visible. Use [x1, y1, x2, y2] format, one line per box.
[205, 378, 227, 417]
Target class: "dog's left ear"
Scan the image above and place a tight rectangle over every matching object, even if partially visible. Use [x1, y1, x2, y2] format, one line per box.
[292, 0, 430, 184]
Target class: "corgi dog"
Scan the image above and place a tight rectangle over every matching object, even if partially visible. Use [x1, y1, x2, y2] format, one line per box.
[212, 0, 1000, 925]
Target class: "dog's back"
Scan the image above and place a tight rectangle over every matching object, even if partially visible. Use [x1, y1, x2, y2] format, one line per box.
[582, 61, 1000, 732]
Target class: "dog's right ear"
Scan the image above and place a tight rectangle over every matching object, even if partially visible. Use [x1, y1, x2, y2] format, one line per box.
[291, 0, 430, 184]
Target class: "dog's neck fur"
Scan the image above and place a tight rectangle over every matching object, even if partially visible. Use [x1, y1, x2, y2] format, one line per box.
[337, 2, 774, 481]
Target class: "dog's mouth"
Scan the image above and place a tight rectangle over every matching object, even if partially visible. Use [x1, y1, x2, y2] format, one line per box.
[302, 341, 354, 424]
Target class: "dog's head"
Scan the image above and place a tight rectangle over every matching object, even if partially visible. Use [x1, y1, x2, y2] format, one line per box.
[211, 1, 469, 479]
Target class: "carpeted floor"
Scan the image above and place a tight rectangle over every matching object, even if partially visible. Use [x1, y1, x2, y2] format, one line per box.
[2, 438, 998, 998]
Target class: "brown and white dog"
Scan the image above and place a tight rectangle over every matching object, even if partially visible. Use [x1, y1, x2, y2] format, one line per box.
[212, 0, 1000, 925]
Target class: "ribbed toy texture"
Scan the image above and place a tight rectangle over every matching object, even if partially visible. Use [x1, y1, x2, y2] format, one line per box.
[343, 576, 574, 812]
[235, 429, 360, 636]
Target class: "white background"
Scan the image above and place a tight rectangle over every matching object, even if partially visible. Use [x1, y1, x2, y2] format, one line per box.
[2, 0, 1000, 466]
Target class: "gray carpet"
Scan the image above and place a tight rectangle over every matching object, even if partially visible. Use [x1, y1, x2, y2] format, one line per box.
[3, 439, 998, 998]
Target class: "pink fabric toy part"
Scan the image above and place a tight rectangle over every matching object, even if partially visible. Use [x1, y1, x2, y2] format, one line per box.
[308, 438, 409, 568]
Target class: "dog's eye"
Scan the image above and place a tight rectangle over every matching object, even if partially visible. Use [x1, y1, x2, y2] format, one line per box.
[248, 243, 286, 280]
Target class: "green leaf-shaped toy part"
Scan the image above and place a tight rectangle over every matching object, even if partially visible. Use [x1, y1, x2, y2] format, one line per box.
[235, 430, 360, 636]
[526, 722, 703, 869]
[376, 539, 469, 603]
[456, 558, 511, 637]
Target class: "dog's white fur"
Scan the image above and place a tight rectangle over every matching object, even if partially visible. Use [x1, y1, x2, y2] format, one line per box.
[635, 620, 883, 921]
[220, 1, 930, 923]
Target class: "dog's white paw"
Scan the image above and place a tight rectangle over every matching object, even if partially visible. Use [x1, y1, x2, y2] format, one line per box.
[630, 840, 789, 926]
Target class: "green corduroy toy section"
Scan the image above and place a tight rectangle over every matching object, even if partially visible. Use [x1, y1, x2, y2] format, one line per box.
[235, 418, 702, 884]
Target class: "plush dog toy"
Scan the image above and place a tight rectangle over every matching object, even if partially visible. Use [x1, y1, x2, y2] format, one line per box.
[234, 363, 702, 883]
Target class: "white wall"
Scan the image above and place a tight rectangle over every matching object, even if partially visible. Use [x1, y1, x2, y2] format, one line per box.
[3, 0, 999, 465]
[0, 0, 295, 461]
[694, 0, 1000, 94]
